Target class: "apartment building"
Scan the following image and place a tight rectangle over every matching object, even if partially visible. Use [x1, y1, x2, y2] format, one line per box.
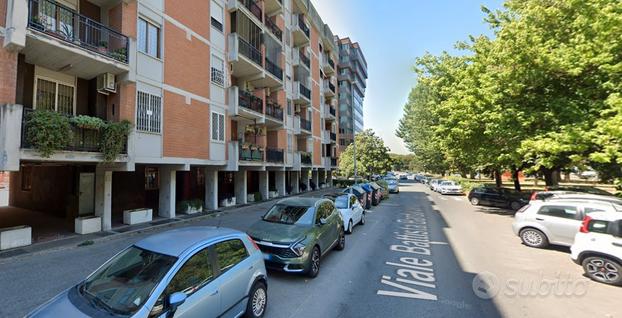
[0, 0, 340, 243]
[335, 36, 367, 150]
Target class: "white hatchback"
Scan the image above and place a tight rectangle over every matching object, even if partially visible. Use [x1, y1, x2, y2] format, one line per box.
[512, 199, 621, 248]
[571, 212, 622, 286]
[334, 193, 365, 234]
[437, 181, 463, 195]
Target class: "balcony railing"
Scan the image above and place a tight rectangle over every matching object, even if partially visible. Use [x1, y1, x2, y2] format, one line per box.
[265, 58, 283, 80]
[300, 52, 310, 69]
[239, 90, 263, 113]
[21, 108, 127, 153]
[266, 148, 284, 163]
[239, 0, 262, 21]
[265, 17, 282, 41]
[299, 83, 311, 100]
[330, 132, 336, 141]
[238, 36, 262, 66]
[329, 106, 336, 117]
[27, 0, 129, 63]
[300, 118, 311, 131]
[301, 152, 312, 165]
[331, 158, 337, 166]
[328, 57, 335, 69]
[328, 82, 336, 93]
[239, 144, 264, 161]
[265, 102, 284, 121]
[298, 15, 310, 38]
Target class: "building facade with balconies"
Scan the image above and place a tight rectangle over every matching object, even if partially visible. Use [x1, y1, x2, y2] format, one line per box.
[335, 36, 367, 152]
[0, 0, 344, 245]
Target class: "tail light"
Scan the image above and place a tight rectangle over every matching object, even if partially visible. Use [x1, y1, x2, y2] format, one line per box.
[247, 235, 260, 251]
[530, 192, 538, 201]
[579, 216, 592, 233]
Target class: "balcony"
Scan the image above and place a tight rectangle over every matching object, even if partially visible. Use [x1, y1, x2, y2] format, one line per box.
[292, 14, 310, 47]
[265, 101, 284, 126]
[229, 86, 265, 122]
[22, 0, 129, 79]
[265, 17, 282, 42]
[239, 89, 263, 114]
[300, 83, 311, 100]
[266, 148, 284, 163]
[292, 50, 310, 71]
[264, 0, 283, 15]
[265, 58, 283, 82]
[239, 144, 264, 162]
[300, 152, 312, 166]
[293, 81, 311, 104]
[238, 0, 262, 22]
[300, 118, 312, 134]
[228, 33, 263, 78]
[322, 54, 335, 74]
[323, 81, 335, 97]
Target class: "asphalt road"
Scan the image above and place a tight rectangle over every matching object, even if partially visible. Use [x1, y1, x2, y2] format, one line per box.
[1, 181, 618, 317]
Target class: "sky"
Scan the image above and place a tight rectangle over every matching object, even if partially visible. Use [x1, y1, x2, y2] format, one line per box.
[312, 0, 504, 154]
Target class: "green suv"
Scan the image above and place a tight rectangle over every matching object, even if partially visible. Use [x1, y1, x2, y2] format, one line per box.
[247, 197, 345, 278]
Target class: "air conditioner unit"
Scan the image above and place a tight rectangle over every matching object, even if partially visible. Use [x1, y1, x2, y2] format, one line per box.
[294, 104, 301, 114]
[97, 73, 116, 94]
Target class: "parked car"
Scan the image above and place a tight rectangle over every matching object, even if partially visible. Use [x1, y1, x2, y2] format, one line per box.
[437, 180, 463, 195]
[247, 198, 345, 278]
[333, 193, 366, 233]
[344, 185, 371, 209]
[385, 177, 400, 193]
[28, 227, 268, 318]
[361, 183, 380, 206]
[532, 192, 622, 207]
[512, 199, 622, 248]
[429, 179, 442, 191]
[531, 187, 616, 201]
[399, 174, 408, 180]
[468, 186, 529, 210]
[571, 212, 622, 286]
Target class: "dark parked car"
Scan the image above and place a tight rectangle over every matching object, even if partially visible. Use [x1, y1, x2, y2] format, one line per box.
[468, 186, 530, 210]
[247, 198, 345, 278]
[343, 185, 371, 209]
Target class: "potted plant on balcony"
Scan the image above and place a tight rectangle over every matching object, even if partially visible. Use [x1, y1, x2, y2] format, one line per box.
[110, 48, 127, 63]
[26, 110, 72, 158]
[98, 41, 108, 54]
[100, 120, 131, 162]
[70, 115, 106, 130]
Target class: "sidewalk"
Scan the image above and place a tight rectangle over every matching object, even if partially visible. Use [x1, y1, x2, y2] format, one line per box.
[0, 187, 338, 262]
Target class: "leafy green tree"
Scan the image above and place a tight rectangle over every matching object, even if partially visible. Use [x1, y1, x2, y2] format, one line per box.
[338, 129, 392, 179]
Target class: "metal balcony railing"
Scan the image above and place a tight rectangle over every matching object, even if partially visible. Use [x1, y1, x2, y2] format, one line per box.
[300, 118, 311, 131]
[299, 83, 311, 100]
[239, 90, 263, 113]
[329, 106, 336, 117]
[265, 102, 284, 121]
[328, 57, 335, 69]
[239, 144, 264, 161]
[21, 108, 127, 153]
[238, 36, 262, 66]
[265, 17, 282, 41]
[298, 15, 310, 38]
[330, 132, 336, 141]
[301, 152, 312, 165]
[265, 58, 283, 80]
[239, 0, 262, 21]
[266, 148, 284, 163]
[27, 0, 129, 63]
[300, 52, 310, 69]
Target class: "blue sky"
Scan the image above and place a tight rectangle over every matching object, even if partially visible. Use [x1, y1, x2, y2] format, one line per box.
[312, 0, 504, 154]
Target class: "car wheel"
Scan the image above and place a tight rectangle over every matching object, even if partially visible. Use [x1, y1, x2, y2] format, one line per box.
[306, 246, 321, 278]
[347, 220, 353, 234]
[360, 212, 366, 225]
[470, 197, 480, 206]
[582, 256, 622, 286]
[510, 201, 522, 211]
[519, 228, 549, 248]
[335, 227, 346, 251]
[244, 281, 267, 318]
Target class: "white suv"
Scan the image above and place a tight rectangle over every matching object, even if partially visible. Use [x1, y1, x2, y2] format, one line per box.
[571, 212, 622, 286]
[512, 199, 621, 248]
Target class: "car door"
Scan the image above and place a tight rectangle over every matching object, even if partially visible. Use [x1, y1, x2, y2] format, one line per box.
[214, 239, 253, 318]
[160, 247, 220, 318]
[535, 204, 582, 245]
[327, 201, 341, 244]
[350, 195, 363, 224]
[314, 202, 331, 252]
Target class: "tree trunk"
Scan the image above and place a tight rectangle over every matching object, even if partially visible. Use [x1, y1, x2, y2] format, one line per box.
[543, 168, 559, 187]
[494, 169, 502, 188]
[564, 171, 571, 182]
[512, 168, 521, 192]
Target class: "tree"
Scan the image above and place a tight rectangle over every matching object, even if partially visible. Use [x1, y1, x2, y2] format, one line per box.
[338, 129, 392, 179]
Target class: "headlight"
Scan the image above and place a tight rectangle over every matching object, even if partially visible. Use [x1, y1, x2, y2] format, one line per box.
[291, 237, 307, 257]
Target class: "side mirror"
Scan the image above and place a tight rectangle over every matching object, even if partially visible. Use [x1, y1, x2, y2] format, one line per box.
[167, 292, 187, 316]
[319, 218, 327, 225]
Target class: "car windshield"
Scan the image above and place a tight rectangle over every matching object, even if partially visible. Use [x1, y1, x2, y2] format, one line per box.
[441, 181, 456, 186]
[80, 246, 176, 316]
[335, 195, 350, 209]
[262, 204, 315, 225]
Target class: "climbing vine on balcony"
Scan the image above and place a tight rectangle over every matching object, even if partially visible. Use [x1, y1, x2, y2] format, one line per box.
[101, 120, 132, 162]
[26, 110, 72, 158]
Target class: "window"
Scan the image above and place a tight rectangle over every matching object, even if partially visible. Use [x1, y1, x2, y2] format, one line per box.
[138, 18, 160, 58]
[137, 91, 162, 133]
[145, 167, 159, 190]
[211, 112, 225, 142]
[537, 205, 579, 220]
[35, 77, 74, 115]
[21, 166, 32, 191]
[587, 220, 610, 234]
[165, 248, 213, 296]
[211, 55, 225, 86]
[215, 240, 248, 273]
[210, 1, 224, 32]
[350, 195, 357, 207]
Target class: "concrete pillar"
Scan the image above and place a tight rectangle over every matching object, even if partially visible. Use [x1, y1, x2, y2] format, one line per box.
[291, 171, 300, 194]
[276, 171, 286, 196]
[327, 170, 333, 187]
[312, 170, 319, 190]
[259, 171, 269, 201]
[159, 167, 176, 219]
[204, 168, 218, 210]
[301, 169, 310, 191]
[95, 168, 112, 231]
[235, 170, 247, 204]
